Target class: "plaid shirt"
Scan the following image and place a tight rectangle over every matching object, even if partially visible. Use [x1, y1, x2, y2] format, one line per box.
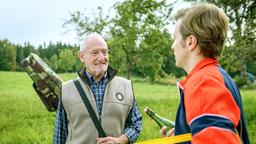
[53, 71, 142, 144]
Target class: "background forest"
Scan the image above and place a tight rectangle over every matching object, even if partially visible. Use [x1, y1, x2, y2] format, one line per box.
[1, 0, 255, 85]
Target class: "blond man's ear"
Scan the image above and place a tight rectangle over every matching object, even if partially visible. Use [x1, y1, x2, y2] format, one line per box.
[186, 35, 197, 51]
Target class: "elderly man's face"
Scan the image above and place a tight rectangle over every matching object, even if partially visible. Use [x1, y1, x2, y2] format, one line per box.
[79, 37, 109, 78]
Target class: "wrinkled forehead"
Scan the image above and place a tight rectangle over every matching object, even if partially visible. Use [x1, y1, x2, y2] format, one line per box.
[80, 34, 108, 51]
[86, 37, 108, 50]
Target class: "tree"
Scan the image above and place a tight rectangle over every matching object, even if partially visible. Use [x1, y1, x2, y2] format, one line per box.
[110, 0, 173, 79]
[22, 42, 35, 58]
[16, 44, 25, 71]
[49, 55, 58, 71]
[63, 6, 109, 39]
[58, 49, 76, 72]
[0, 39, 16, 71]
[136, 29, 171, 81]
[37, 45, 46, 58]
[107, 37, 127, 73]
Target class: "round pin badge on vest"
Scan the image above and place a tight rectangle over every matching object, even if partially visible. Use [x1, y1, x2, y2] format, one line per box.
[115, 92, 124, 101]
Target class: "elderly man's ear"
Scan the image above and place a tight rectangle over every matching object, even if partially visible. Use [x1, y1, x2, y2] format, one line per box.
[78, 52, 85, 63]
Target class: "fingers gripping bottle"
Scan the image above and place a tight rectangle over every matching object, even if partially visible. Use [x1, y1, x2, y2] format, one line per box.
[144, 107, 175, 131]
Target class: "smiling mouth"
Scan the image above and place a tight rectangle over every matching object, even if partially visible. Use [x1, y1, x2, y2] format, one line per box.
[95, 63, 106, 66]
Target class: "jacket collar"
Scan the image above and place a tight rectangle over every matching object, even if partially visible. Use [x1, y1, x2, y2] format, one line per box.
[180, 58, 219, 87]
[77, 66, 118, 85]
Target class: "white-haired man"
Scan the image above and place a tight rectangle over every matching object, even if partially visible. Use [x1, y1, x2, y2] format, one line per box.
[53, 33, 142, 144]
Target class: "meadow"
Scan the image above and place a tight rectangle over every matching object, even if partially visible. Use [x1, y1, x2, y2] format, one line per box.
[0, 71, 255, 143]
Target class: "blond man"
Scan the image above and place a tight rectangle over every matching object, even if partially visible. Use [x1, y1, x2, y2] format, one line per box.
[161, 3, 250, 144]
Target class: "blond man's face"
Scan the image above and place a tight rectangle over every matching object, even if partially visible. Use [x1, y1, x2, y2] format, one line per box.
[171, 19, 189, 69]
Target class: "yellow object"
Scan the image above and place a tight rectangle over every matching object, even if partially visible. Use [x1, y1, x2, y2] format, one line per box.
[136, 133, 192, 144]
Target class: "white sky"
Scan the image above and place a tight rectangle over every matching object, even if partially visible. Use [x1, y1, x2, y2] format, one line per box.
[0, 0, 190, 47]
[0, 0, 118, 47]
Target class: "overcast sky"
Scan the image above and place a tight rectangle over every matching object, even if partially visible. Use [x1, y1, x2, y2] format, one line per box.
[0, 0, 190, 47]
[0, 0, 119, 47]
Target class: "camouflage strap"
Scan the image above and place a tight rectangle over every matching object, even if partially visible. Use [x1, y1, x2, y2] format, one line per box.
[32, 83, 58, 111]
[21, 53, 62, 112]
[73, 79, 107, 137]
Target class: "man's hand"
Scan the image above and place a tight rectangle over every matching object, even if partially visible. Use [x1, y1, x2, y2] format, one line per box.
[96, 136, 120, 144]
[160, 126, 175, 137]
[96, 134, 129, 144]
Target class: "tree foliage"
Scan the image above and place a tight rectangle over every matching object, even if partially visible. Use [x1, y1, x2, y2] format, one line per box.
[136, 29, 170, 81]
[0, 39, 16, 71]
[58, 48, 76, 72]
[109, 0, 173, 79]
[63, 6, 109, 39]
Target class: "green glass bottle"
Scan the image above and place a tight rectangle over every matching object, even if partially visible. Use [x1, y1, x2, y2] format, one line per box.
[144, 107, 175, 131]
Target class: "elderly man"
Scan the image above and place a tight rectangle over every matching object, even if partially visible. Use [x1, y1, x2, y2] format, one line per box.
[53, 33, 142, 144]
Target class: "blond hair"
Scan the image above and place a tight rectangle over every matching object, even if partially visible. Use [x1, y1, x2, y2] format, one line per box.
[174, 3, 229, 58]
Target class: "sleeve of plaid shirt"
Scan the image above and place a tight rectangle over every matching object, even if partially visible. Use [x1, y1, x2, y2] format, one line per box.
[53, 101, 68, 144]
[124, 100, 142, 143]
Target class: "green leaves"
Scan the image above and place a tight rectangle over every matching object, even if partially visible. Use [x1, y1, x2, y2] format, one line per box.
[109, 0, 173, 80]
[0, 39, 16, 71]
[58, 49, 76, 72]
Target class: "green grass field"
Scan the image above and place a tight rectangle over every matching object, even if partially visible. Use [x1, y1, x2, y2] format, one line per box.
[0, 71, 255, 143]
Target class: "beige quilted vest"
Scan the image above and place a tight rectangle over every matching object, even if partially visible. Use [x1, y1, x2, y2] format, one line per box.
[62, 76, 134, 144]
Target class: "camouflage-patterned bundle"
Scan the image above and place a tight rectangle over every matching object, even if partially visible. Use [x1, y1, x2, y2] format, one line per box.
[21, 53, 63, 112]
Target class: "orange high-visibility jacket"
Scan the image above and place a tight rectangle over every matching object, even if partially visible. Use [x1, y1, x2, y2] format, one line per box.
[175, 58, 250, 144]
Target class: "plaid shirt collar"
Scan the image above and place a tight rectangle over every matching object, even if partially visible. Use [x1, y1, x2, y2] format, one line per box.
[85, 70, 108, 85]
[77, 66, 118, 86]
